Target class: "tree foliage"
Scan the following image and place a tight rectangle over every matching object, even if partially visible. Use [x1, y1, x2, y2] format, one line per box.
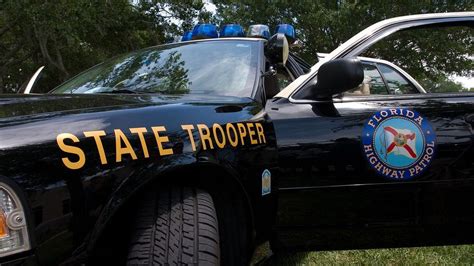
[0, 0, 208, 93]
[363, 25, 473, 92]
[213, 0, 473, 92]
[0, 0, 472, 93]
[214, 0, 472, 61]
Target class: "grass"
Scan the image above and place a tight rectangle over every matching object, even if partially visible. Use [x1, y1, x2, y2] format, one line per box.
[255, 244, 474, 265]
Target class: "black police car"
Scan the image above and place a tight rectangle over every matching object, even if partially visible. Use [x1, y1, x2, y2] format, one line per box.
[0, 12, 473, 265]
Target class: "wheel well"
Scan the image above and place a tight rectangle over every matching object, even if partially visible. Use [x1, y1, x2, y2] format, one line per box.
[89, 164, 255, 264]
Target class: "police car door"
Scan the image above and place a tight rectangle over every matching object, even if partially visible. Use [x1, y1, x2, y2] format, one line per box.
[269, 15, 474, 250]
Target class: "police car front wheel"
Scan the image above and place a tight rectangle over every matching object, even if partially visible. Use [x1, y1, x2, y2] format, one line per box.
[126, 186, 220, 265]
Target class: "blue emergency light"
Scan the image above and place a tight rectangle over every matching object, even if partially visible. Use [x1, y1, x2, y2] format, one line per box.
[247, 24, 271, 39]
[275, 24, 296, 43]
[219, 24, 245, 37]
[192, 24, 218, 39]
[181, 31, 193, 41]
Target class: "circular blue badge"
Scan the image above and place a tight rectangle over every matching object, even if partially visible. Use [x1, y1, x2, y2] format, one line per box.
[362, 108, 436, 180]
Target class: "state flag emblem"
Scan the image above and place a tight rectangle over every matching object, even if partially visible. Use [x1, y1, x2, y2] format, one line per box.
[383, 126, 417, 159]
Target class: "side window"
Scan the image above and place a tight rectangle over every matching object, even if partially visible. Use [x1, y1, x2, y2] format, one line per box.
[346, 64, 387, 95]
[378, 63, 419, 94]
[361, 25, 473, 94]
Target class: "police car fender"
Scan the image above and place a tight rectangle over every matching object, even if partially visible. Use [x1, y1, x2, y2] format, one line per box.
[57, 122, 267, 170]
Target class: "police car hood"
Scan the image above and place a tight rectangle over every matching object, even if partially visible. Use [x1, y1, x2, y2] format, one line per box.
[0, 93, 253, 119]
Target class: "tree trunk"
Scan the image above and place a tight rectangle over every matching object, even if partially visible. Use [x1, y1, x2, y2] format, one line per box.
[0, 74, 4, 94]
[53, 42, 69, 80]
[34, 25, 70, 80]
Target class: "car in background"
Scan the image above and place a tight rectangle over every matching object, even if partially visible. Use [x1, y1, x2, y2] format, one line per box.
[317, 53, 427, 95]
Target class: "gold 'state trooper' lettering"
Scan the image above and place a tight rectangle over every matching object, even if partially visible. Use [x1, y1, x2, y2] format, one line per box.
[56, 133, 86, 170]
[56, 122, 266, 170]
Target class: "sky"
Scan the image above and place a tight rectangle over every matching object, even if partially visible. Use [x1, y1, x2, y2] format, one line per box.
[203, 0, 217, 14]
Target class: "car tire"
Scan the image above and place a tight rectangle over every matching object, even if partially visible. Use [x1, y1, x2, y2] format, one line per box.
[126, 186, 220, 265]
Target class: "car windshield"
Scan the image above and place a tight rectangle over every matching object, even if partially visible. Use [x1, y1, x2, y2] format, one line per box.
[51, 40, 260, 97]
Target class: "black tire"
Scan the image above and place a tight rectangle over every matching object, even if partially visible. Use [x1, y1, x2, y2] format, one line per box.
[126, 186, 220, 265]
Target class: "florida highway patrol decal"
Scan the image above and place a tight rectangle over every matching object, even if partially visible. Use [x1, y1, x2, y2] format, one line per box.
[362, 108, 436, 180]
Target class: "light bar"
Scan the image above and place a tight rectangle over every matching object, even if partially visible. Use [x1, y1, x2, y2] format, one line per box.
[275, 24, 296, 43]
[181, 30, 193, 41]
[191, 23, 218, 39]
[219, 24, 245, 37]
[0, 183, 30, 257]
[247, 24, 271, 39]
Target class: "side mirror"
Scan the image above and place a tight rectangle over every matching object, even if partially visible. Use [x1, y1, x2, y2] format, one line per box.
[296, 58, 363, 99]
[265, 33, 289, 65]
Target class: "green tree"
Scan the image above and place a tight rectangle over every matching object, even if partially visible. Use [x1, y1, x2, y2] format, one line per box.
[1, 0, 473, 93]
[1, 1, 162, 92]
[214, 0, 473, 63]
[214, 0, 473, 92]
[0, 0, 209, 93]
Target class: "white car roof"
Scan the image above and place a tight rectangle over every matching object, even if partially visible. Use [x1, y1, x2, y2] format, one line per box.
[276, 12, 474, 99]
